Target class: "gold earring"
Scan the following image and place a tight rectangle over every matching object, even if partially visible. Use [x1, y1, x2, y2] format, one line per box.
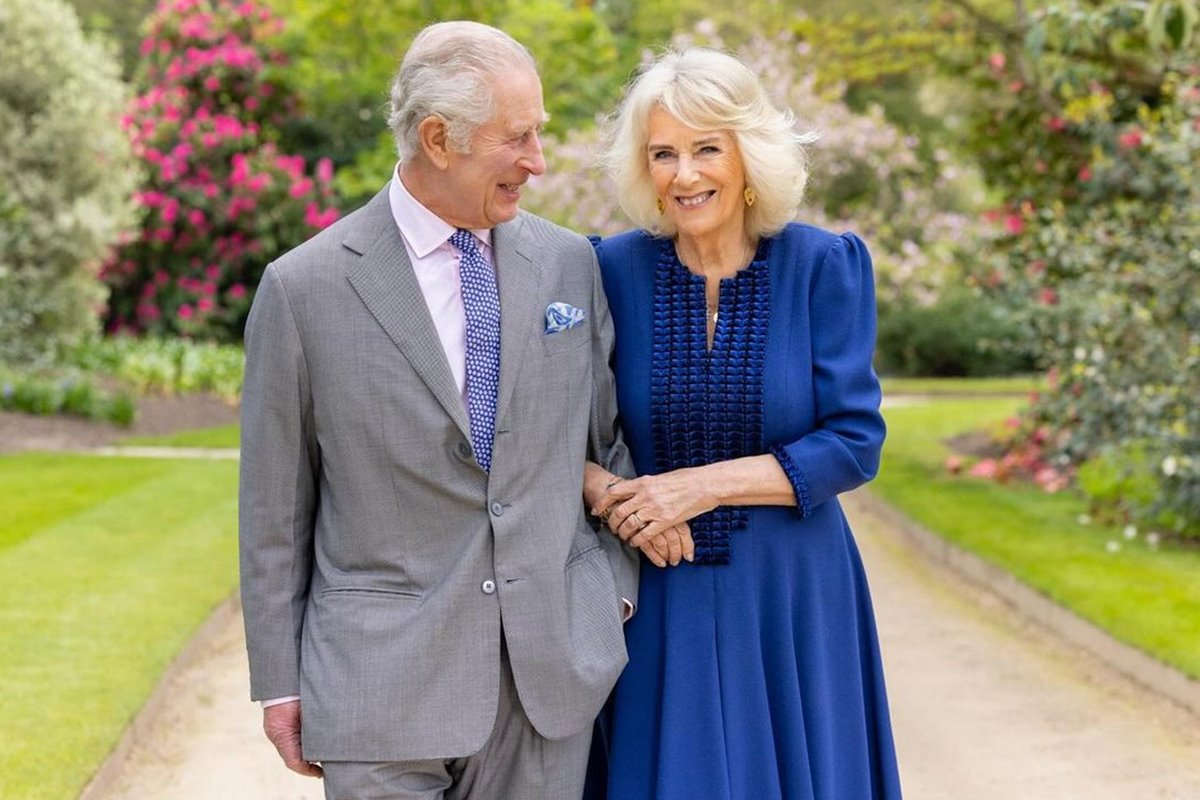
[656, 197, 665, 214]
[744, 187, 756, 207]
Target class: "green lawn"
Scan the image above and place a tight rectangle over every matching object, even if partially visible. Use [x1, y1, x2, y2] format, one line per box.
[117, 422, 240, 449]
[881, 375, 1043, 396]
[876, 396, 1200, 679]
[0, 453, 240, 800]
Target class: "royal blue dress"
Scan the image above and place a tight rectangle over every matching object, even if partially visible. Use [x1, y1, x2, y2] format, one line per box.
[585, 224, 902, 800]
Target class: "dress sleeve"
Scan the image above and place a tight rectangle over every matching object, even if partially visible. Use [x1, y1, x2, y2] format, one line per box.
[768, 233, 885, 518]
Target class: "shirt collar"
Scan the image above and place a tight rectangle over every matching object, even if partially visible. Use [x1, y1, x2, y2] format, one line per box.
[388, 163, 492, 258]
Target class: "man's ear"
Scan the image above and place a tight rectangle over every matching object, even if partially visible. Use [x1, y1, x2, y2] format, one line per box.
[417, 116, 451, 170]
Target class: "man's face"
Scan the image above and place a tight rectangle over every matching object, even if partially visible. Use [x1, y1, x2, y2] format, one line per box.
[441, 67, 547, 229]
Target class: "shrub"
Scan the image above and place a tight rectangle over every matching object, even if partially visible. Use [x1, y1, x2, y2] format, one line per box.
[526, 25, 983, 311]
[101, 0, 339, 341]
[948, 0, 1200, 536]
[65, 336, 244, 400]
[0, 0, 137, 365]
[0, 367, 137, 426]
[876, 289, 1037, 378]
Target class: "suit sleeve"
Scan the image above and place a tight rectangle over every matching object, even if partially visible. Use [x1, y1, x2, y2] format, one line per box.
[238, 263, 319, 701]
[768, 233, 886, 517]
[584, 244, 640, 607]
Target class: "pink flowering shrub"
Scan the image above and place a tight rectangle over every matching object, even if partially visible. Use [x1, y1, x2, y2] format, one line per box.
[102, 0, 339, 340]
[947, 1, 1200, 536]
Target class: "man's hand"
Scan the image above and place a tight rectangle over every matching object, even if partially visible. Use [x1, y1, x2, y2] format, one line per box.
[263, 701, 323, 778]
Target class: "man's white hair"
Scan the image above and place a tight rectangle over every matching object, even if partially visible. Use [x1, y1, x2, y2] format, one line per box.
[388, 21, 537, 162]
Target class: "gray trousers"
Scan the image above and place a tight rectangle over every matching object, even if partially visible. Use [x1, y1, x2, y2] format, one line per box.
[321, 642, 592, 800]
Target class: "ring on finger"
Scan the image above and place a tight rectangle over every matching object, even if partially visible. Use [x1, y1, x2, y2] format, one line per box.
[631, 510, 647, 528]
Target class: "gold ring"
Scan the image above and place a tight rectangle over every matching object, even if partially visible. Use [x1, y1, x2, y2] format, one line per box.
[631, 510, 647, 528]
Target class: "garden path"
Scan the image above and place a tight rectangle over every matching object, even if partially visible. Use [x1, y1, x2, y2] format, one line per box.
[87, 491, 1200, 799]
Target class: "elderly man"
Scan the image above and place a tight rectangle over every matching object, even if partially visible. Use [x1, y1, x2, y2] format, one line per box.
[239, 21, 671, 800]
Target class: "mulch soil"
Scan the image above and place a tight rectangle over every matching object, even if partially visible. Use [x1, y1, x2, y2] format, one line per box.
[0, 393, 239, 454]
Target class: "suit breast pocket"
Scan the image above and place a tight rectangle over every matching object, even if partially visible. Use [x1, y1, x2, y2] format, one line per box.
[540, 322, 591, 357]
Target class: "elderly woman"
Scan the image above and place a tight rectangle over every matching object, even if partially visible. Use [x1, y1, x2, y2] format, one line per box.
[582, 49, 903, 799]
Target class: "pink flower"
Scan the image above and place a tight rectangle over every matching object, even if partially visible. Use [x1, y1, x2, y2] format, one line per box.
[187, 209, 206, 227]
[161, 198, 180, 223]
[206, 264, 221, 280]
[245, 96, 260, 111]
[969, 459, 998, 479]
[1117, 129, 1143, 150]
[988, 52, 1005, 71]
[1003, 214, 1024, 235]
[1046, 116, 1066, 132]
[178, 304, 195, 320]
[204, 75, 221, 91]
[945, 456, 964, 474]
[228, 283, 247, 300]
[155, 270, 170, 286]
[1078, 164, 1093, 182]
[289, 177, 314, 198]
[1039, 287, 1058, 306]
[316, 157, 334, 184]
[197, 297, 214, 312]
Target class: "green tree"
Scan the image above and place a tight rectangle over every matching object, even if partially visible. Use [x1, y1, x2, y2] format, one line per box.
[0, 0, 137, 365]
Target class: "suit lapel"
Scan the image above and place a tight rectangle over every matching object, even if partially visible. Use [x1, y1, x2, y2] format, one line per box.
[344, 190, 472, 442]
[493, 216, 542, 432]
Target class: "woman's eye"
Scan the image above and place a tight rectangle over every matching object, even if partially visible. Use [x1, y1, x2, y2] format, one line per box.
[699, 145, 721, 155]
[651, 150, 675, 161]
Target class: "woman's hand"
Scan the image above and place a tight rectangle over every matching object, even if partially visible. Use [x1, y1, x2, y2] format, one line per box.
[593, 468, 716, 557]
[585, 462, 695, 566]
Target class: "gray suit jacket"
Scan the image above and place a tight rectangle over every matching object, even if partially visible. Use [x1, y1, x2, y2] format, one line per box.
[238, 187, 638, 761]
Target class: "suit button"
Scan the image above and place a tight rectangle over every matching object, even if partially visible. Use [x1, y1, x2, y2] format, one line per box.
[490, 501, 504, 516]
[481, 579, 496, 595]
[457, 441, 472, 459]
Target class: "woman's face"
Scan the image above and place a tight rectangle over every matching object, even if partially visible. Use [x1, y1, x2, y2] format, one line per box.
[645, 107, 747, 242]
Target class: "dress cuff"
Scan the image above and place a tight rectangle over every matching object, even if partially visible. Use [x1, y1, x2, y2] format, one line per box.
[769, 444, 813, 518]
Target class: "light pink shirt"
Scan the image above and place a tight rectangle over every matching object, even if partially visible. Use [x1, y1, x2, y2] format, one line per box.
[388, 164, 495, 406]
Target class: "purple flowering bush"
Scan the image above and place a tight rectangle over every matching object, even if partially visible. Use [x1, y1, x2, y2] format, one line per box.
[525, 26, 982, 310]
[102, 0, 340, 340]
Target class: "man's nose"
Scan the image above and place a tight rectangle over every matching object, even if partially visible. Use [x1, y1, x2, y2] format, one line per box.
[522, 133, 546, 176]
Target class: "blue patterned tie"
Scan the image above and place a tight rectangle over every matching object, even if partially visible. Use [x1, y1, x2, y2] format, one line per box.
[451, 228, 501, 472]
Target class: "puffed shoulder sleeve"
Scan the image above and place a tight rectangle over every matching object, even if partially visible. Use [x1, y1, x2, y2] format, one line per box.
[768, 232, 886, 517]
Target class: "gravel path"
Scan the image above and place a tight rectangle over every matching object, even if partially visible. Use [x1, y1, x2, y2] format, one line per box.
[88, 496, 1200, 799]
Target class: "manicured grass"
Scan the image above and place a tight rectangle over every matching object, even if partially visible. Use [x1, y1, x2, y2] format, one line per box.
[117, 422, 240, 449]
[876, 397, 1200, 679]
[0, 453, 239, 800]
[882, 375, 1043, 396]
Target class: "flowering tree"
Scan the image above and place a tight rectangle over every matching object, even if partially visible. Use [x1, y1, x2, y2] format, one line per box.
[102, 0, 339, 340]
[0, 0, 137, 365]
[948, 0, 1200, 535]
[526, 26, 982, 310]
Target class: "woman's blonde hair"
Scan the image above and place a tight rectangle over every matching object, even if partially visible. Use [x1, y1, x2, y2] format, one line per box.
[604, 48, 814, 239]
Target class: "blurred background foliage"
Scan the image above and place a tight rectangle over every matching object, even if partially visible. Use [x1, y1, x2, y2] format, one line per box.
[3, 0, 1197, 535]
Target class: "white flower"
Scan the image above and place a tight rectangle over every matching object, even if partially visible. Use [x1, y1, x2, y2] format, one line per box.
[1077, 514, 1092, 525]
[1146, 532, 1162, 548]
[1105, 541, 1121, 553]
[1074, 346, 1087, 361]
[1162, 456, 1179, 476]
[1123, 525, 1138, 540]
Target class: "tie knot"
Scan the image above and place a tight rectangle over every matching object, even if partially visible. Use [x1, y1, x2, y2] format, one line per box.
[450, 228, 479, 256]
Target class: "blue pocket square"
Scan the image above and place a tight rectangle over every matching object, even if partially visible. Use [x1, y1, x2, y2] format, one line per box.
[545, 302, 586, 333]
